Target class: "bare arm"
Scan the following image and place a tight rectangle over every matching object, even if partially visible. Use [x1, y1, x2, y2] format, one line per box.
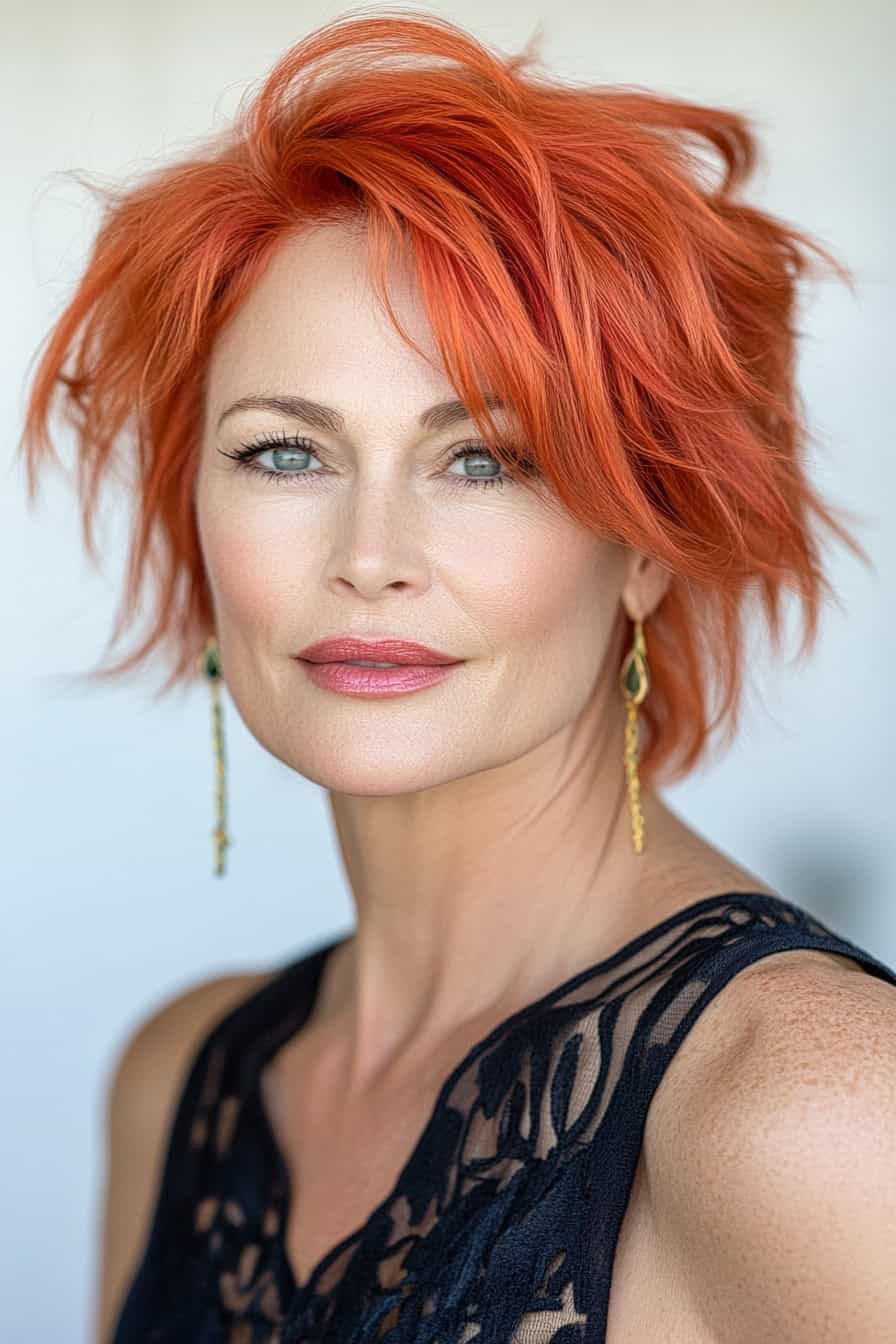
[93, 970, 273, 1344]
[647, 953, 896, 1342]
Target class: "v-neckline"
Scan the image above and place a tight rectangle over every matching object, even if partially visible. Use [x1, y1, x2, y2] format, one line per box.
[251, 888, 785, 1309]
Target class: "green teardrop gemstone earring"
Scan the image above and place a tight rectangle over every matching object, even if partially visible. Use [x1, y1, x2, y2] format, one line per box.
[619, 617, 649, 855]
[197, 634, 232, 876]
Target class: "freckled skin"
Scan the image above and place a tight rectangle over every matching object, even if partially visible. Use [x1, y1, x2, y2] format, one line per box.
[194, 218, 765, 1079]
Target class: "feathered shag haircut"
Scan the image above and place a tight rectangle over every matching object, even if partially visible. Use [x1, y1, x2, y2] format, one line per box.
[18, 7, 868, 787]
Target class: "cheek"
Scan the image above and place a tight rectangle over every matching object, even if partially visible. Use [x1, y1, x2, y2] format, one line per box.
[197, 497, 309, 638]
[464, 521, 616, 662]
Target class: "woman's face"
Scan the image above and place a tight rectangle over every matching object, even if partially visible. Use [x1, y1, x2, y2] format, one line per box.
[195, 219, 633, 796]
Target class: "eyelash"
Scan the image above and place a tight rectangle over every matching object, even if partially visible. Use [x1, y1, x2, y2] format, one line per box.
[220, 430, 516, 491]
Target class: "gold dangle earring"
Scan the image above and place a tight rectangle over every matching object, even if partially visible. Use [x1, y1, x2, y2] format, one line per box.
[197, 634, 232, 876]
[619, 617, 649, 855]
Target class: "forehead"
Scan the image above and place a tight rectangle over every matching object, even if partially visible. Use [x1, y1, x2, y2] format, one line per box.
[204, 221, 459, 430]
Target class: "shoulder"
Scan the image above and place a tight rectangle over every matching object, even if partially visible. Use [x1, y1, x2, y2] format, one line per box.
[643, 946, 896, 1342]
[95, 965, 275, 1343]
[105, 967, 275, 1102]
[104, 963, 277, 1134]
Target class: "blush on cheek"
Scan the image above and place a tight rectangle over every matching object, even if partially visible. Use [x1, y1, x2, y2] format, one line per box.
[199, 515, 291, 642]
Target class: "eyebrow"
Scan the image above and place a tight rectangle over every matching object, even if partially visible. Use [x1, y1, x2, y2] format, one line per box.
[215, 393, 507, 435]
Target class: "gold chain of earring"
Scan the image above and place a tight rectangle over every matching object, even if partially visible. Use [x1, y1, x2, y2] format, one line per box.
[619, 617, 649, 855]
[197, 634, 232, 877]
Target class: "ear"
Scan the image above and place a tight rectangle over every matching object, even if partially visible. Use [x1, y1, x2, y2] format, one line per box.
[620, 552, 672, 624]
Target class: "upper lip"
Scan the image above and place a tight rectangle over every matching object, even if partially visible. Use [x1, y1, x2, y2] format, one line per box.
[297, 636, 463, 666]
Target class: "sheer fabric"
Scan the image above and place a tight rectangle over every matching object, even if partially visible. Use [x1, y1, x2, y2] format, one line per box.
[110, 891, 896, 1342]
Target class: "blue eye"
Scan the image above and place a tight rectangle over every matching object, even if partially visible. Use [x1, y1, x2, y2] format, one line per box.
[220, 432, 518, 491]
[446, 444, 508, 490]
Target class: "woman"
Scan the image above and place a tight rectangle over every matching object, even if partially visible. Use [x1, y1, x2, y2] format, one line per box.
[19, 11, 896, 1343]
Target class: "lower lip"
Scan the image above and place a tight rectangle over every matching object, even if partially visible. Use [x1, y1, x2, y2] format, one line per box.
[297, 660, 462, 697]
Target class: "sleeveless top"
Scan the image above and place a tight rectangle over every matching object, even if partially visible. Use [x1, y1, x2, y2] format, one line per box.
[110, 890, 896, 1343]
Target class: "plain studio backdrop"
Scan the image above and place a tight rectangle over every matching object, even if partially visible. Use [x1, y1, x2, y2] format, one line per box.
[3, 1, 894, 1338]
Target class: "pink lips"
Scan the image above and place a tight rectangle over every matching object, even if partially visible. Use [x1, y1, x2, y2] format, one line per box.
[295, 635, 464, 698]
[297, 636, 461, 665]
[299, 660, 460, 697]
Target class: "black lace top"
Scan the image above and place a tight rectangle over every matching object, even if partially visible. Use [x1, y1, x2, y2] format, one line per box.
[110, 890, 896, 1343]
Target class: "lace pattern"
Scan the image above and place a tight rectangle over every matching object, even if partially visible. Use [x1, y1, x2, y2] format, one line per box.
[111, 892, 896, 1343]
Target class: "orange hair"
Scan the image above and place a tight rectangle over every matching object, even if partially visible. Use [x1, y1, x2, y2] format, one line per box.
[17, 7, 869, 787]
